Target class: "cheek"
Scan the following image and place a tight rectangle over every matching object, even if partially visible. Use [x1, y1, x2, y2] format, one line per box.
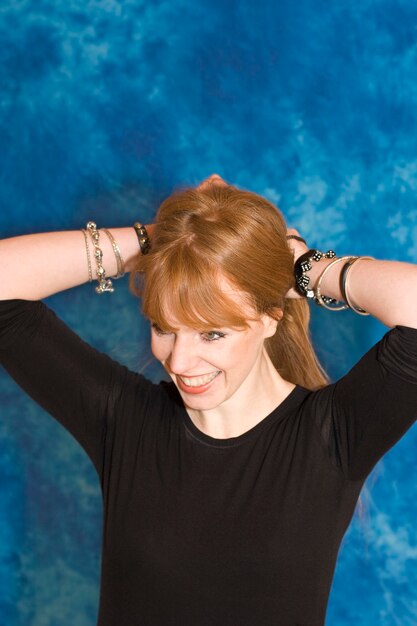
[229, 335, 266, 371]
[221, 338, 261, 374]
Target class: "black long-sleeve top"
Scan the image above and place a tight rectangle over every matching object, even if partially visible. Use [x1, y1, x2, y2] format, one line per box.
[1, 299, 417, 625]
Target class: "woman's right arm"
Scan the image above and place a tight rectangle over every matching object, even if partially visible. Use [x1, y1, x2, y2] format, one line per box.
[0, 226, 150, 300]
[0, 291, 169, 483]
[0, 224, 155, 475]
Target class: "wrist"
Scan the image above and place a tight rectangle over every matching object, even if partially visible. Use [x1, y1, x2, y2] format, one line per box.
[293, 251, 374, 316]
[294, 249, 337, 299]
[309, 256, 343, 300]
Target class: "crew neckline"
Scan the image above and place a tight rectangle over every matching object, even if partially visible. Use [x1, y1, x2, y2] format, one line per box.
[180, 385, 309, 448]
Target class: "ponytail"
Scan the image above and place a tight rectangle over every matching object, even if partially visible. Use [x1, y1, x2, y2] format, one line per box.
[266, 299, 329, 389]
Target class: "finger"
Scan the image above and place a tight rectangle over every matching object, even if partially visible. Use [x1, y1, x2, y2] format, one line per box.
[197, 174, 228, 191]
[286, 235, 307, 245]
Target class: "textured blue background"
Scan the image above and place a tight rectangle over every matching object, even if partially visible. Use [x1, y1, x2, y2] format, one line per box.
[1, 1, 417, 624]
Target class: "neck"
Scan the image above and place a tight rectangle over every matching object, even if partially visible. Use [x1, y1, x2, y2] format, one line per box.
[186, 348, 296, 439]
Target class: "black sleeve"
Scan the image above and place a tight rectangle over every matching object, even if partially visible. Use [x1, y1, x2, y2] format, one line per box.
[314, 325, 417, 481]
[0, 299, 149, 477]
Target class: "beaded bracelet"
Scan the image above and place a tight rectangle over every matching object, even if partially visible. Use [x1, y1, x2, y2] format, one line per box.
[86, 221, 114, 294]
[133, 222, 151, 255]
[294, 248, 337, 299]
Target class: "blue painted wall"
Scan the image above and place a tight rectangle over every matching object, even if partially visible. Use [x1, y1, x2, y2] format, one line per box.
[1, 1, 417, 624]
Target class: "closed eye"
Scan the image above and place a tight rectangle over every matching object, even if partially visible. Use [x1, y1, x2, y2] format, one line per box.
[151, 323, 172, 336]
[151, 323, 226, 342]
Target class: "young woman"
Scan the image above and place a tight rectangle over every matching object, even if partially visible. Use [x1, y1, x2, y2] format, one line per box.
[0, 174, 416, 625]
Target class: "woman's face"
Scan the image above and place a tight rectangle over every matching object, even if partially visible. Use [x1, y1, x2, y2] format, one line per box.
[150, 289, 278, 412]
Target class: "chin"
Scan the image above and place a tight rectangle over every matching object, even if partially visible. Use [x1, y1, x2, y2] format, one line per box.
[179, 391, 223, 412]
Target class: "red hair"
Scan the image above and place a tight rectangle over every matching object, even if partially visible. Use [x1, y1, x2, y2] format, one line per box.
[130, 183, 328, 389]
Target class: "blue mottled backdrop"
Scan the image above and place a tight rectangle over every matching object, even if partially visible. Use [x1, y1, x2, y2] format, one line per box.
[1, 1, 417, 624]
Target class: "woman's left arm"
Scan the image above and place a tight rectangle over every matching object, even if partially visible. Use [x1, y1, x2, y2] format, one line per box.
[287, 231, 417, 480]
[316, 258, 417, 328]
[287, 230, 417, 329]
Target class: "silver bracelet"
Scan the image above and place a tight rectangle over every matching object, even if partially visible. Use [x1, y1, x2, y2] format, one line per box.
[314, 256, 353, 311]
[81, 229, 93, 283]
[102, 229, 125, 279]
[343, 256, 374, 315]
[86, 221, 114, 294]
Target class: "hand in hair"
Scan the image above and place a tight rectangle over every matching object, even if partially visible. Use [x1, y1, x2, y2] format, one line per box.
[196, 173, 228, 190]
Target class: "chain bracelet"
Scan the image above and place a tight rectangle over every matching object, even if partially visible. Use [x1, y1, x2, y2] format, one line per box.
[86, 221, 114, 294]
[81, 229, 93, 282]
[102, 228, 125, 279]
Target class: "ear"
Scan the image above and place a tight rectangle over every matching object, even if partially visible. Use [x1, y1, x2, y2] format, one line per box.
[261, 308, 283, 339]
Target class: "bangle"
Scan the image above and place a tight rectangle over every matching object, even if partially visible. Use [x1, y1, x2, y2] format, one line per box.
[102, 229, 125, 279]
[343, 256, 374, 315]
[133, 222, 151, 255]
[86, 221, 114, 294]
[339, 257, 358, 305]
[294, 248, 336, 298]
[81, 229, 93, 283]
[314, 256, 354, 311]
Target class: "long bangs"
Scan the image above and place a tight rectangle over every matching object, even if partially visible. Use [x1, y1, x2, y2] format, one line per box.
[141, 246, 256, 332]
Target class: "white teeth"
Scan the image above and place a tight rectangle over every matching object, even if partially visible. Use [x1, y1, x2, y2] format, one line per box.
[179, 372, 219, 387]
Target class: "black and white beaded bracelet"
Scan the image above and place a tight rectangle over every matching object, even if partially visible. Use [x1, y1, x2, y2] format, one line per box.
[294, 248, 337, 304]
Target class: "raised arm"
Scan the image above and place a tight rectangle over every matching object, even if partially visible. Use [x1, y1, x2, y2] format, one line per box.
[0, 225, 154, 301]
[0, 222, 154, 475]
[286, 230, 417, 329]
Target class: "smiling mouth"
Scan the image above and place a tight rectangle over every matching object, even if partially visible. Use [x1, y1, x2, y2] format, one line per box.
[178, 372, 221, 387]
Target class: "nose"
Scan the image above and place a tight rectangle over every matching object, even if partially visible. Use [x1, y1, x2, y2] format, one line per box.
[166, 334, 200, 375]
